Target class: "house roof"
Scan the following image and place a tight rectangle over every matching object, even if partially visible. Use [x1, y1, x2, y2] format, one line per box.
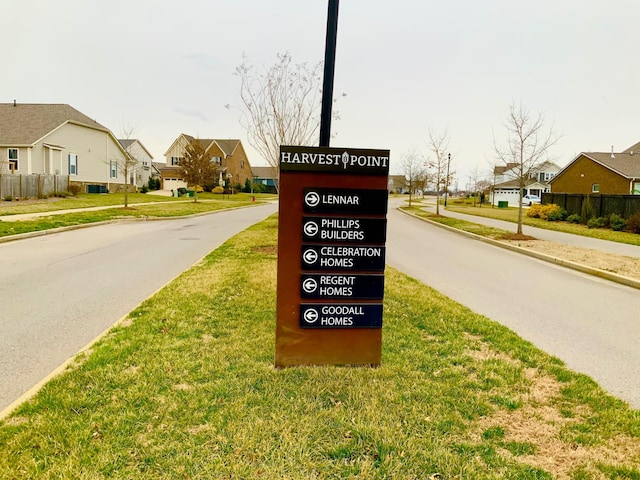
[0, 103, 109, 145]
[118, 138, 154, 160]
[552, 149, 640, 182]
[251, 166, 277, 179]
[177, 134, 241, 158]
[494, 177, 546, 189]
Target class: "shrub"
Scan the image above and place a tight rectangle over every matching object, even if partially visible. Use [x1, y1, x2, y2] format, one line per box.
[4, 195, 14, 201]
[587, 216, 608, 229]
[627, 212, 640, 234]
[140, 185, 149, 194]
[526, 203, 562, 221]
[252, 182, 267, 193]
[567, 214, 581, 224]
[609, 214, 627, 232]
[212, 186, 224, 194]
[68, 183, 82, 195]
[548, 208, 567, 222]
[581, 197, 594, 224]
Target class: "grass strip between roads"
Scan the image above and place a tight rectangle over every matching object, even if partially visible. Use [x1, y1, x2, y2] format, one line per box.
[0, 193, 271, 239]
[1, 215, 639, 479]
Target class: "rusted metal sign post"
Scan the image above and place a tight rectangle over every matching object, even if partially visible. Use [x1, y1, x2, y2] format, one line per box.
[275, 145, 389, 367]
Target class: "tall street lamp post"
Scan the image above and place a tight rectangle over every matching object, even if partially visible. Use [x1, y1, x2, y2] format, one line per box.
[444, 153, 451, 207]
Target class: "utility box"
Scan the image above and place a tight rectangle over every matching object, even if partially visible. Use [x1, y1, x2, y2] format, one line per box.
[498, 201, 508, 208]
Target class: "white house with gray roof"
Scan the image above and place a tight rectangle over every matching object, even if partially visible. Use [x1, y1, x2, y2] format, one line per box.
[0, 102, 133, 193]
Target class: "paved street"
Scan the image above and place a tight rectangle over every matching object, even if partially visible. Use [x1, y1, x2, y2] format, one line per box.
[0, 203, 277, 413]
[386, 199, 640, 409]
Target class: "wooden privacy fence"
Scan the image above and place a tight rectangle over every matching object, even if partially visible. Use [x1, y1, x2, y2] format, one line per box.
[0, 174, 69, 199]
[542, 193, 640, 219]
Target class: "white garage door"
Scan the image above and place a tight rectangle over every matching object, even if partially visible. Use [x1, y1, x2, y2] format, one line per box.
[163, 178, 187, 191]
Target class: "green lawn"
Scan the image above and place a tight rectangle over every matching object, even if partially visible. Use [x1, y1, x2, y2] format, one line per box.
[0, 193, 277, 239]
[1, 215, 638, 479]
[418, 200, 640, 246]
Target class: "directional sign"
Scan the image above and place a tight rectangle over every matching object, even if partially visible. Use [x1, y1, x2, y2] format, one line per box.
[300, 304, 383, 328]
[301, 244, 385, 271]
[302, 217, 387, 244]
[300, 274, 384, 300]
[303, 188, 388, 215]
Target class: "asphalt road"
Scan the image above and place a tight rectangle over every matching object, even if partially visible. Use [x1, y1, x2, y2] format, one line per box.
[0, 203, 277, 413]
[386, 200, 640, 409]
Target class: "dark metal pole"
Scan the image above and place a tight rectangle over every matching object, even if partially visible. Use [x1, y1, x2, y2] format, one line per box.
[319, 0, 339, 147]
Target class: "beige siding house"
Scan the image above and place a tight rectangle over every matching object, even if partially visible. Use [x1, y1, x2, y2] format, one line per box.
[0, 102, 132, 192]
[118, 139, 155, 188]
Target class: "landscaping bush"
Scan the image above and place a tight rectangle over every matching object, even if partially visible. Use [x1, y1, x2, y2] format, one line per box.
[627, 211, 640, 234]
[526, 203, 562, 221]
[68, 184, 82, 195]
[609, 214, 627, 232]
[581, 197, 594, 224]
[212, 186, 224, 194]
[548, 208, 568, 222]
[567, 214, 581, 224]
[4, 196, 14, 201]
[587, 216, 608, 229]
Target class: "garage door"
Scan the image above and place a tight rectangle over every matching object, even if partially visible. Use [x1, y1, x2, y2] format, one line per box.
[163, 178, 187, 191]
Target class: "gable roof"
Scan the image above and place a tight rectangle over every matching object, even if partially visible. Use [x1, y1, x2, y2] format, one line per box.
[251, 166, 277, 179]
[552, 150, 640, 182]
[175, 134, 241, 158]
[0, 103, 109, 146]
[118, 139, 154, 160]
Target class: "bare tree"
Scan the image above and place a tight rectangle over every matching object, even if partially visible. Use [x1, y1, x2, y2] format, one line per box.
[180, 138, 217, 203]
[426, 128, 454, 215]
[109, 125, 139, 208]
[233, 52, 343, 192]
[400, 149, 427, 207]
[493, 102, 559, 234]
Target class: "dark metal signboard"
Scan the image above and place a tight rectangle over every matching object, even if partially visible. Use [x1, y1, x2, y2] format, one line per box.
[276, 145, 389, 367]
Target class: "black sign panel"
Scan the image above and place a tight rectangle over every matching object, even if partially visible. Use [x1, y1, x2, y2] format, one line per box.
[303, 188, 388, 215]
[301, 244, 386, 271]
[300, 274, 384, 300]
[280, 146, 390, 175]
[300, 303, 383, 329]
[302, 217, 387, 244]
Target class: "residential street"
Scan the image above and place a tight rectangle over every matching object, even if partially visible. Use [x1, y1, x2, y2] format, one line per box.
[2, 198, 639, 414]
[386, 199, 640, 409]
[0, 203, 277, 413]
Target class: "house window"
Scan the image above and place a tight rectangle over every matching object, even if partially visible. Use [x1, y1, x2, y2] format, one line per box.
[171, 156, 181, 165]
[633, 182, 640, 195]
[7, 148, 18, 171]
[110, 161, 118, 178]
[212, 156, 222, 165]
[69, 154, 78, 175]
[592, 183, 599, 193]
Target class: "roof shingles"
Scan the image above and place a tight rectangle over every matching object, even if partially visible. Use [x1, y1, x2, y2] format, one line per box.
[0, 103, 108, 145]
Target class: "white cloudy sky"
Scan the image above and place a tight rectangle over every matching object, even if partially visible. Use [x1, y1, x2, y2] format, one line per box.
[3, 0, 639, 180]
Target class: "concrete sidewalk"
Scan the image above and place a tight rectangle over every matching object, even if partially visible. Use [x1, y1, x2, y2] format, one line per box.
[417, 197, 640, 258]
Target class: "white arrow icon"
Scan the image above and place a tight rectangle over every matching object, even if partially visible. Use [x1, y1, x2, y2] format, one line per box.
[302, 278, 318, 293]
[304, 191, 320, 208]
[303, 221, 319, 237]
[303, 249, 318, 264]
[303, 308, 319, 323]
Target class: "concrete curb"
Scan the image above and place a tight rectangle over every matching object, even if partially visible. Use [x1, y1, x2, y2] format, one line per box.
[399, 209, 640, 291]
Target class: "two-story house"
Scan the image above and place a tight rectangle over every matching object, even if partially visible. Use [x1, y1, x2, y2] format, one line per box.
[0, 102, 133, 193]
[490, 160, 562, 205]
[161, 134, 252, 192]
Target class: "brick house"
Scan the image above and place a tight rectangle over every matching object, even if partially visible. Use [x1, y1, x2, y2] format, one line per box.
[550, 144, 640, 195]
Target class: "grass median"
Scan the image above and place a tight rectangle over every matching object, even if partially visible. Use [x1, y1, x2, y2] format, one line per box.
[1, 215, 639, 479]
[0, 193, 274, 239]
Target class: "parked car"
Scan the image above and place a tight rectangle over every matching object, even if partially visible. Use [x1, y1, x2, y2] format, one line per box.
[521, 194, 541, 206]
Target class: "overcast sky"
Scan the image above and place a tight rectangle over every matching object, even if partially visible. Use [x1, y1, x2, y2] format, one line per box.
[3, 0, 640, 180]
